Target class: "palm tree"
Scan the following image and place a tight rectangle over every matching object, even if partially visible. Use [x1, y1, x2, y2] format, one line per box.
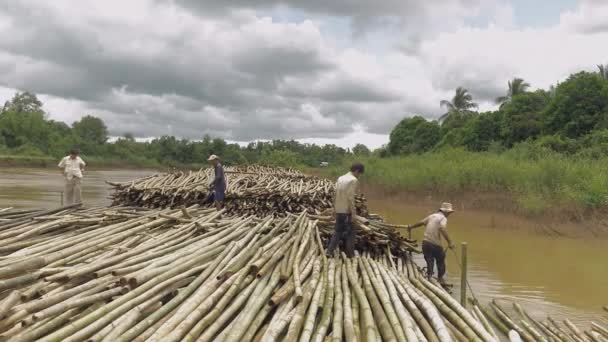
[439, 87, 478, 122]
[495, 78, 530, 107]
[598, 64, 608, 79]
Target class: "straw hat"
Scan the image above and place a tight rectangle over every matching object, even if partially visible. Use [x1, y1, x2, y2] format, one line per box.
[207, 154, 220, 161]
[439, 202, 455, 213]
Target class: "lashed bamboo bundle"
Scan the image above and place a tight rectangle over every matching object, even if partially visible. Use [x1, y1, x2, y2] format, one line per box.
[0, 206, 603, 341]
[108, 166, 369, 217]
[306, 210, 421, 254]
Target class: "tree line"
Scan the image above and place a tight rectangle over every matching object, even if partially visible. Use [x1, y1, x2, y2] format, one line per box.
[0, 93, 365, 167]
[387, 65, 608, 158]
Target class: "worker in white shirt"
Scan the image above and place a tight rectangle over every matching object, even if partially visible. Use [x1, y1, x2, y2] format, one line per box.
[406, 202, 456, 285]
[326, 162, 364, 258]
[58, 149, 86, 205]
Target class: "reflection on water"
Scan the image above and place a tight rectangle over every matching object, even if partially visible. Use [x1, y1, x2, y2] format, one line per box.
[370, 196, 607, 327]
[0, 167, 156, 208]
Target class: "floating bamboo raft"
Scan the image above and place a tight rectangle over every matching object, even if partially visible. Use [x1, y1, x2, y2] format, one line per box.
[108, 166, 368, 217]
[0, 206, 605, 341]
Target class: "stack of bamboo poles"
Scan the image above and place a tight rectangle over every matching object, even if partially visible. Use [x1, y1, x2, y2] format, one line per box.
[223, 165, 305, 178]
[108, 167, 368, 217]
[0, 206, 81, 228]
[0, 206, 605, 341]
[311, 211, 421, 254]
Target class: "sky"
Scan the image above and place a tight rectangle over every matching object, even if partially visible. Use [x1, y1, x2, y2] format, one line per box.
[1, 0, 607, 150]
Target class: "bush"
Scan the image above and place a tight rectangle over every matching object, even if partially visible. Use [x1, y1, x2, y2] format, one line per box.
[12, 144, 46, 157]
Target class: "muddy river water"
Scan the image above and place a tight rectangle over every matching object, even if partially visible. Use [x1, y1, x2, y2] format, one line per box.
[0, 167, 606, 327]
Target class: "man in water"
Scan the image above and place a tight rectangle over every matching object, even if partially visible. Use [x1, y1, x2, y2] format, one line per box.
[406, 203, 456, 285]
[208, 154, 226, 211]
[58, 149, 86, 205]
[326, 162, 365, 258]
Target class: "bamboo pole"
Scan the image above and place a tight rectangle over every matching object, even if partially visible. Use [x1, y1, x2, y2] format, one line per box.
[311, 259, 335, 342]
[0, 291, 21, 319]
[285, 260, 322, 341]
[344, 255, 378, 342]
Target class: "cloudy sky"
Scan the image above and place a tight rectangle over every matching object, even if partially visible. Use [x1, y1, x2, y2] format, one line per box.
[1, 0, 607, 149]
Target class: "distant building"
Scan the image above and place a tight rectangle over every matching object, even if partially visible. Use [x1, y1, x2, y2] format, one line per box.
[320, 162, 329, 167]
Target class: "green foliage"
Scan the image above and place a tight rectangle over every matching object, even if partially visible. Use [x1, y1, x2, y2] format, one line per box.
[495, 77, 530, 107]
[534, 135, 579, 155]
[72, 115, 109, 154]
[388, 116, 440, 155]
[259, 150, 302, 168]
[439, 87, 478, 122]
[2, 92, 43, 114]
[387, 71, 608, 155]
[12, 144, 46, 157]
[0, 91, 352, 169]
[543, 72, 608, 138]
[331, 147, 608, 214]
[500, 90, 548, 146]
[599, 64, 608, 80]
[462, 111, 502, 151]
[352, 143, 371, 156]
[0, 109, 54, 151]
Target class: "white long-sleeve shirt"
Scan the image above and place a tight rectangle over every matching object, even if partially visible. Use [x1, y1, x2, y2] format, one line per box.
[334, 172, 358, 214]
[58, 156, 86, 180]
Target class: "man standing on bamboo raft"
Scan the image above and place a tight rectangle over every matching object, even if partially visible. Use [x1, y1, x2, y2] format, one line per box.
[58, 148, 86, 205]
[326, 162, 364, 258]
[406, 202, 455, 285]
[208, 154, 226, 211]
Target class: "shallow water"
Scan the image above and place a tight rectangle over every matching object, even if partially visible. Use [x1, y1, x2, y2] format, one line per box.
[0, 167, 156, 208]
[367, 195, 607, 328]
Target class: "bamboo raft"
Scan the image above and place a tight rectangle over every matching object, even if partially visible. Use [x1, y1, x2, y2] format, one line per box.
[108, 167, 369, 217]
[1, 165, 606, 341]
[0, 206, 605, 341]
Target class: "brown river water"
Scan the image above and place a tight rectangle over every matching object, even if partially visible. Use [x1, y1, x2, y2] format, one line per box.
[0, 167, 606, 328]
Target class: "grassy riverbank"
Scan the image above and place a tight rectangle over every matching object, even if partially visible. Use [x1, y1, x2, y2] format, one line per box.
[0, 155, 208, 170]
[325, 147, 608, 217]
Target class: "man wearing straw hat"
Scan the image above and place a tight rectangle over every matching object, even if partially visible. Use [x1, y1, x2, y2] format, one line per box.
[406, 202, 456, 285]
[207, 154, 226, 211]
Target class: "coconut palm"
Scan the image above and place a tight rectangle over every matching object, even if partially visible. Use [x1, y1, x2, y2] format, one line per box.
[439, 87, 478, 122]
[598, 64, 608, 79]
[495, 78, 530, 107]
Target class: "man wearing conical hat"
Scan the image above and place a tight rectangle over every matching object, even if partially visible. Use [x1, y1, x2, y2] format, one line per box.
[406, 202, 455, 285]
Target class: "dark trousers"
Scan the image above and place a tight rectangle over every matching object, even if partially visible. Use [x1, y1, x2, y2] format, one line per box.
[422, 240, 446, 279]
[327, 213, 355, 258]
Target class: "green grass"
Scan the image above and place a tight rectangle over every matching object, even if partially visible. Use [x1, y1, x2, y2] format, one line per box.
[0, 155, 57, 167]
[0, 155, 205, 170]
[325, 147, 608, 215]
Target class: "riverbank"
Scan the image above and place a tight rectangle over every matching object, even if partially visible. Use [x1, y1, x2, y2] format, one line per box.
[318, 148, 608, 236]
[328, 149, 608, 213]
[0, 155, 204, 170]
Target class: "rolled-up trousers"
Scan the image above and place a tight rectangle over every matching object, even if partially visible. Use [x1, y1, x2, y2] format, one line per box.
[422, 240, 446, 279]
[327, 213, 355, 258]
[65, 177, 82, 205]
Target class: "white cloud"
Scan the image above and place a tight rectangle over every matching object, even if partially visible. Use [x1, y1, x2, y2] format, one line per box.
[560, 0, 608, 34]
